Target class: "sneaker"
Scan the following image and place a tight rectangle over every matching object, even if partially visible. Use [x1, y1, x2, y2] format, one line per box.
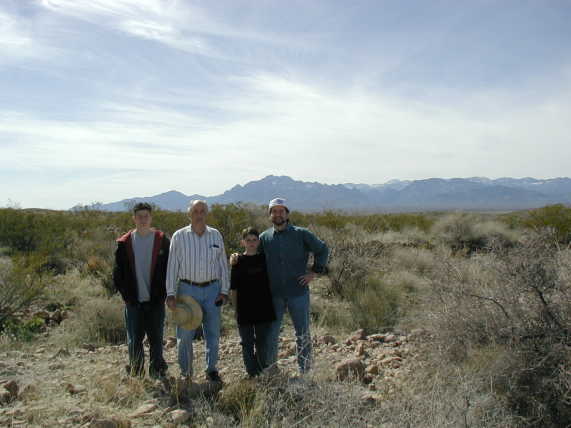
[206, 370, 222, 383]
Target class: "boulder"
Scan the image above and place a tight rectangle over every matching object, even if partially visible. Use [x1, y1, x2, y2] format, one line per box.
[335, 358, 365, 381]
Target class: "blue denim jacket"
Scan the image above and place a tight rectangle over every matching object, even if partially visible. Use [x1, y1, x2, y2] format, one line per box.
[259, 224, 329, 298]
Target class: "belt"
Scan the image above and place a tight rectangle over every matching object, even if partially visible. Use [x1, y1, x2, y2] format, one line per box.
[180, 279, 218, 287]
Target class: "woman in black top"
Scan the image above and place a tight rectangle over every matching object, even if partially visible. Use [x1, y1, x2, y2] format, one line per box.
[230, 227, 276, 377]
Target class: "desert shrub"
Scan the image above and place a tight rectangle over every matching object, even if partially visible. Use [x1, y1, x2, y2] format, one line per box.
[49, 270, 126, 345]
[345, 276, 403, 331]
[421, 230, 570, 426]
[208, 203, 265, 255]
[372, 227, 433, 249]
[0, 256, 47, 332]
[523, 204, 571, 244]
[2, 316, 45, 341]
[432, 213, 519, 254]
[217, 374, 383, 427]
[325, 226, 385, 298]
[63, 294, 126, 345]
[293, 211, 434, 234]
[389, 246, 436, 275]
[310, 296, 355, 332]
[378, 346, 518, 428]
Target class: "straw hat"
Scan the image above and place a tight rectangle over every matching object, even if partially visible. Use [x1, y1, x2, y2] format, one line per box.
[173, 295, 203, 330]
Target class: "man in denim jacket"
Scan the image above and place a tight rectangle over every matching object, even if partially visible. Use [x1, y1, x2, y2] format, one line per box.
[260, 198, 329, 373]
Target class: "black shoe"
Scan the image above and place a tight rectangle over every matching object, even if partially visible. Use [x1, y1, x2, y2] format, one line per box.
[206, 370, 222, 383]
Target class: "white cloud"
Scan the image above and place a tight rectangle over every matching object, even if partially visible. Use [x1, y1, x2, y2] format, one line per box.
[0, 9, 59, 63]
[3, 70, 571, 208]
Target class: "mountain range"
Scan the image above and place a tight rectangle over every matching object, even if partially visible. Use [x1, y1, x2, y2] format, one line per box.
[80, 175, 571, 212]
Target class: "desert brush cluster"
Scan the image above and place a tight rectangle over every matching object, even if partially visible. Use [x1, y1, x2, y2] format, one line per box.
[0, 204, 570, 427]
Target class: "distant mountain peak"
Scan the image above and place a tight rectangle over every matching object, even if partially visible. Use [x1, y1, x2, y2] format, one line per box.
[84, 175, 571, 212]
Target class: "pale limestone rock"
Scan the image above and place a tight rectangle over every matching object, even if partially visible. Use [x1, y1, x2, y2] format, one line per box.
[129, 403, 158, 418]
[384, 334, 397, 343]
[169, 409, 192, 424]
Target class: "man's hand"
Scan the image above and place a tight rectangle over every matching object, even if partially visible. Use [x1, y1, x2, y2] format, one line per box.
[229, 253, 239, 266]
[166, 296, 176, 311]
[214, 293, 228, 307]
[298, 272, 316, 286]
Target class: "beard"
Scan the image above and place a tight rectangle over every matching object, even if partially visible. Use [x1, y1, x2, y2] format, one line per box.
[272, 216, 286, 226]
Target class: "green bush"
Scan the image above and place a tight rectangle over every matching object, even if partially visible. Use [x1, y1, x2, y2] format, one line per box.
[0, 255, 47, 332]
[523, 204, 571, 244]
[346, 276, 403, 331]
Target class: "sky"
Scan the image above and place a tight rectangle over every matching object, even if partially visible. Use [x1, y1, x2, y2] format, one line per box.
[1, 0, 571, 209]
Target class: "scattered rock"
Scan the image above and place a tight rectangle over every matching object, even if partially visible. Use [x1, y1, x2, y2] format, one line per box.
[129, 403, 158, 418]
[355, 343, 366, 356]
[365, 364, 379, 375]
[88, 418, 132, 428]
[64, 383, 86, 395]
[362, 374, 374, 384]
[51, 309, 67, 324]
[380, 356, 402, 368]
[165, 336, 177, 349]
[33, 310, 50, 320]
[3, 380, 19, 398]
[384, 334, 397, 343]
[169, 409, 192, 424]
[321, 335, 336, 345]
[52, 348, 71, 358]
[49, 363, 65, 370]
[350, 329, 367, 342]
[0, 391, 13, 404]
[336, 358, 366, 381]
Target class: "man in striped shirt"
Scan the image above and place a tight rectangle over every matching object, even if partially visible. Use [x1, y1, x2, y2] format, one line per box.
[166, 200, 230, 383]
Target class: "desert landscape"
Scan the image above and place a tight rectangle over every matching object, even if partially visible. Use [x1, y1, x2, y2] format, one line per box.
[1, 204, 569, 427]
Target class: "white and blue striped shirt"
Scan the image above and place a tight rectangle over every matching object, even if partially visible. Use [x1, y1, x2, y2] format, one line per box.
[166, 225, 230, 296]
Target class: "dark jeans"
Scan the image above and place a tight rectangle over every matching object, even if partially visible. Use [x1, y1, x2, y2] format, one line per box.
[125, 301, 167, 377]
[267, 293, 312, 373]
[238, 321, 272, 377]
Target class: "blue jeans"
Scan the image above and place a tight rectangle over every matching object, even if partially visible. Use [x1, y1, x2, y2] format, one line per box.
[125, 301, 167, 377]
[267, 293, 312, 373]
[176, 281, 221, 377]
[238, 321, 272, 377]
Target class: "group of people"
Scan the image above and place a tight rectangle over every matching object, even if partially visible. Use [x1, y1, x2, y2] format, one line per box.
[112, 197, 329, 383]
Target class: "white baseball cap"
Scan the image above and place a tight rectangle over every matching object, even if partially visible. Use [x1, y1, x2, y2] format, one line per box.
[268, 197, 288, 213]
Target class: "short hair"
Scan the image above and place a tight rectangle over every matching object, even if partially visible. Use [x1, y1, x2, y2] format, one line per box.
[188, 199, 208, 214]
[241, 227, 260, 239]
[133, 202, 152, 215]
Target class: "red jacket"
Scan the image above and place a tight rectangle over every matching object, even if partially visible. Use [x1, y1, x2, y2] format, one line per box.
[112, 229, 170, 304]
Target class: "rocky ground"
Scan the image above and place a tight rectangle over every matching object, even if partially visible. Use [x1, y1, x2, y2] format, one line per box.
[0, 320, 418, 427]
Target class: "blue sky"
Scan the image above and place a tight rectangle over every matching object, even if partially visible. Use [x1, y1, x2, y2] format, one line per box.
[1, 0, 570, 209]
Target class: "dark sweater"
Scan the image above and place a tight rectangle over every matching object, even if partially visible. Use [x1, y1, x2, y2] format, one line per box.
[113, 229, 170, 305]
[230, 254, 276, 325]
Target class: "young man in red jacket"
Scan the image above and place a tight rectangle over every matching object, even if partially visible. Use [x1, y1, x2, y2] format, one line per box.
[113, 202, 170, 378]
